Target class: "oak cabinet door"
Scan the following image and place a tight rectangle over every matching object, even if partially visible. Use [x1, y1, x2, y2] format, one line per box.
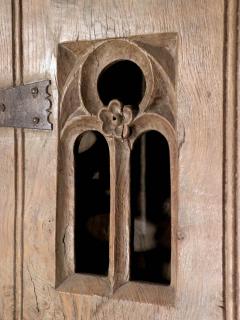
[0, 1, 239, 319]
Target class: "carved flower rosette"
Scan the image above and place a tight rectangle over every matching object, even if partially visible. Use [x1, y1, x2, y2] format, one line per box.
[59, 38, 177, 141]
[98, 100, 133, 139]
[57, 36, 178, 289]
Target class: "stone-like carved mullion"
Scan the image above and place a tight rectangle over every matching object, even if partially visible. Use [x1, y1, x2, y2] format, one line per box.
[108, 138, 131, 291]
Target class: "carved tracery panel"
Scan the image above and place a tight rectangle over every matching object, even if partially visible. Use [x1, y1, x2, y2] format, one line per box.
[56, 34, 178, 305]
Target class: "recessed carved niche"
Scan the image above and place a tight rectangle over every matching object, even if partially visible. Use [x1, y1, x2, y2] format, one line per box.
[56, 33, 178, 305]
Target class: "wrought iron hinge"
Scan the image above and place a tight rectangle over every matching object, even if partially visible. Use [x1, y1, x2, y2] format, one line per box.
[0, 80, 52, 130]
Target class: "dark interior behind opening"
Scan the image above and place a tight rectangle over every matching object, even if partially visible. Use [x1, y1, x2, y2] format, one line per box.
[74, 131, 110, 276]
[97, 60, 146, 109]
[130, 131, 171, 285]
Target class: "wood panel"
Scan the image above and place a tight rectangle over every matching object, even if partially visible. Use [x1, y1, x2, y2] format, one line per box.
[0, 1, 15, 319]
[224, 0, 239, 319]
[237, 2, 240, 317]
[21, 0, 225, 319]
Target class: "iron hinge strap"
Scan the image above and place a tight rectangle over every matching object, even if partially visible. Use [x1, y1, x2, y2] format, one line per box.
[0, 80, 52, 130]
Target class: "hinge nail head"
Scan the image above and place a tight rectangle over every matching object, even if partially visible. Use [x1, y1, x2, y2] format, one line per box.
[31, 87, 39, 98]
[33, 117, 40, 125]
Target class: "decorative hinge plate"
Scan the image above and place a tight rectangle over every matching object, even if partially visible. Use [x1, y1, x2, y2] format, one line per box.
[0, 80, 52, 130]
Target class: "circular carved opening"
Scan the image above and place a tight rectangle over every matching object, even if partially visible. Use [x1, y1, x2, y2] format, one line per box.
[97, 60, 146, 108]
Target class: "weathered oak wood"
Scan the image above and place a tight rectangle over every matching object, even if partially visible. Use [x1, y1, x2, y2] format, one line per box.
[0, 2, 15, 319]
[109, 139, 131, 290]
[0, 0, 237, 319]
[56, 34, 177, 308]
[224, 0, 240, 319]
[21, 0, 225, 319]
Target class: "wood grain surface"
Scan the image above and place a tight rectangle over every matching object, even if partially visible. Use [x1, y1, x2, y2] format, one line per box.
[0, 0, 239, 319]
[21, 0, 224, 319]
[0, 1, 15, 319]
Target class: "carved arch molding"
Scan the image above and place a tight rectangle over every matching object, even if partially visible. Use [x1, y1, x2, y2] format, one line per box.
[1, 0, 237, 317]
[56, 34, 178, 304]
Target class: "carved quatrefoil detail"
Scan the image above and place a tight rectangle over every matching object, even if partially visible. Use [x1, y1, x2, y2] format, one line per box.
[56, 35, 178, 299]
[58, 36, 177, 136]
[98, 100, 133, 139]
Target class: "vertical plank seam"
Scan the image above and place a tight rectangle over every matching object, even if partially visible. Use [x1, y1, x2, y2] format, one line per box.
[13, 129, 24, 320]
[12, 0, 24, 319]
[237, 3, 240, 318]
[223, 0, 239, 319]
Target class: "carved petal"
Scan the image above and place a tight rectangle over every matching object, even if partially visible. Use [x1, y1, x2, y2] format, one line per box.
[102, 121, 114, 135]
[115, 125, 130, 139]
[99, 108, 109, 122]
[115, 125, 123, 138]
[122, 125, 130, 138]
[122, 105, 133, 125]
[108, 99, 122, 115]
